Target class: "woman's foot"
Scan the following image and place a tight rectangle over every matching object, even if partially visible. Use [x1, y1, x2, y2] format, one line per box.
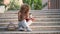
[18, 29, 25, 31]
[18, 27, 25, 31]
[26, 30, 32, 32]
[25, 27, 32, 32]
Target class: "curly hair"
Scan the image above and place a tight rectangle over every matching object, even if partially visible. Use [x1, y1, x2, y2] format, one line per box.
[20, 4, 30, 13]
[18, 4, 30, 21]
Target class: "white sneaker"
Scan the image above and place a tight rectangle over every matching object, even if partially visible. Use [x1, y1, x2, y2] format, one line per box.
[18, 27, 25, 31]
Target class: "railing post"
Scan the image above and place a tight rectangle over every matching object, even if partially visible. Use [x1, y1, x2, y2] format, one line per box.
[48, 0, 60, 9]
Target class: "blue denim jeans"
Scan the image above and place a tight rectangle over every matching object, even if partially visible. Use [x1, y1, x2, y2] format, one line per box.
[18, 19, 32, 31]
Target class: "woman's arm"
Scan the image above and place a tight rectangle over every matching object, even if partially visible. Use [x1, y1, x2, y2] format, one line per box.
[26, 13, 35, 21]
[29, 13, 34, 21]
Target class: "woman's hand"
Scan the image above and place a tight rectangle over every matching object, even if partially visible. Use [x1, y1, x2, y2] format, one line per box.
[31, 18, 35, 21]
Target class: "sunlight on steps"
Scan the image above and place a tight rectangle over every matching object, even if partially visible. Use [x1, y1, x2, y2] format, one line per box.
[0, 10, 60, 34]
[0, 6, 5, 13]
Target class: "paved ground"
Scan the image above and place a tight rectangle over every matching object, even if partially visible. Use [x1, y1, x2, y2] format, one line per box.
[0, 10, 60, 34]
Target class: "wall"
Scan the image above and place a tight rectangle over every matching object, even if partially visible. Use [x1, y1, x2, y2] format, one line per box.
[48, 0, 60, 9]
[42, 0, 48, 10]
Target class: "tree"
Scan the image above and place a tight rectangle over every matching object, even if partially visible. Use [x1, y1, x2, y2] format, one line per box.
[23, 0, 42, 10]
[0, 0, 4, 5]
[6, 0, 23, 10]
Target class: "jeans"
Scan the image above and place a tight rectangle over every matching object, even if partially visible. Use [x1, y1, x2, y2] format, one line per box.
[18, 19, 32, 31]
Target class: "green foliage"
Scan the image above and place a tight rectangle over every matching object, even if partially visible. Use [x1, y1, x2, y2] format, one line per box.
[0, 0, 47, 10]
[8, 0, 20, 10]
[0, 0, 4, 5]
[23, 0, 42, 10]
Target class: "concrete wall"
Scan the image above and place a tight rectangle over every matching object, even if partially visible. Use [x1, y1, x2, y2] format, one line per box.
[0, 6, 5, 13]
[48, 0, 60, 9]
[42, 0, 48, 5]
[42, 0, 48, 10]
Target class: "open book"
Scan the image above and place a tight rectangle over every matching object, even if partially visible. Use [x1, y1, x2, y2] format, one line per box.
[0, 6, 5, 13]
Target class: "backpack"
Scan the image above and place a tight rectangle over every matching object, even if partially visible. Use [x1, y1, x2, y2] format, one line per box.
[7, 22, 16, 31]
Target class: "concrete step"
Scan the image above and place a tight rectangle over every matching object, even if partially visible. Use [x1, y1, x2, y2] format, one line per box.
[34, 15, 60, 18]
[31, 26, 60, 31]
[0, 17, 60, 20]
[0, 21, 60, 23]
[0, 26, 60, 31]
[1, 13, 60, 15]
[0, 22, 60, 26]
[0, 19, 60, 23]
[0, 14, 60, 17]
[5, 10, 60, 13]
[4, 11, 57, 14]
[30, 11, 60, 13]
[0, 15, 59, 18]
[0, 13, 60, 17]
[0, 18, 60, 22]
[0, 31, 60, 34]
[5, 9, 60, 13]
[3, 15, 60, 18]
[0, 17, 60, 21]
[31, 23, 60, 26]
[3, 10, 60, 14]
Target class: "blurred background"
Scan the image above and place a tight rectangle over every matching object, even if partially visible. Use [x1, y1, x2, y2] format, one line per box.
[0, 0, 60, 34]
[0, 0, 48, 10]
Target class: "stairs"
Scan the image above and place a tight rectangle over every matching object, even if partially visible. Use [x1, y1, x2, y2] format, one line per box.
[0, 10, 60, 34]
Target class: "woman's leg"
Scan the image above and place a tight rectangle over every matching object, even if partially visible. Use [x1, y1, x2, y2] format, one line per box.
[18, 21, 24, 31]
[27, 20, 32, 26]
[21, 20, 32, 31]
[26, 20, 32, 31]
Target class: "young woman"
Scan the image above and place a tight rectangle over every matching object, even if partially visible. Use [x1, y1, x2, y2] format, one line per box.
[18, 4, 34, 31]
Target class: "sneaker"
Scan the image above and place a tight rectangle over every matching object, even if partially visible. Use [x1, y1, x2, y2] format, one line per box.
[26, 28, 32, 32]
[27, 30, 32, 32]
[18, 27, 25, 31]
